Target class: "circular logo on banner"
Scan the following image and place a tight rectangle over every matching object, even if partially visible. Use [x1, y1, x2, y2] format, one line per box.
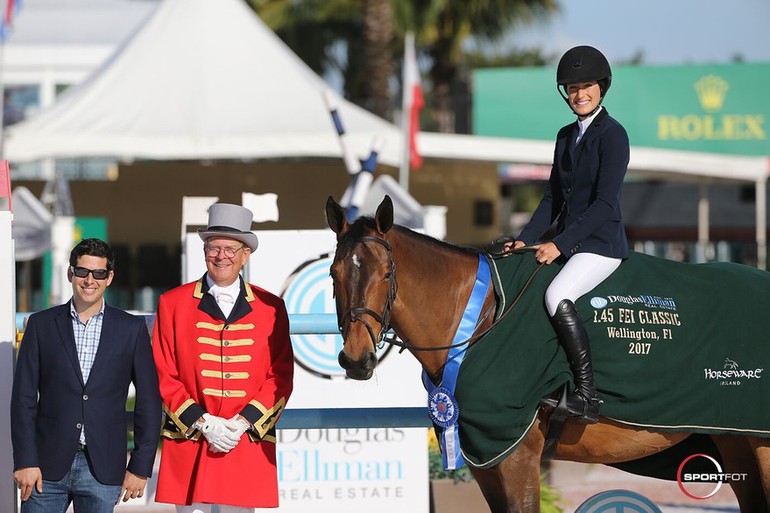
[590, 296, 609, 309]
[282, 255, 391, 379]
[575, 490, 661, 513]
[427, 386, 459, 428]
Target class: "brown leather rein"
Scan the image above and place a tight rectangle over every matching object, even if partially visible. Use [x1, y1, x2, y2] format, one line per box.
[337, 236, 543, 353]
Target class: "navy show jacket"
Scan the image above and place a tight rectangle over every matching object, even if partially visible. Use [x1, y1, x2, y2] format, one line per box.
[517, 108, 630, 259]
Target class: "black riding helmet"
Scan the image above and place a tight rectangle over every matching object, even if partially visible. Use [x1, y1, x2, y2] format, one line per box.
[556, 45, 612, 114]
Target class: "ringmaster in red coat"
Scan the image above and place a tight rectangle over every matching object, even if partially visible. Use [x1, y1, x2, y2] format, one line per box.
[153, 203, 294, 513]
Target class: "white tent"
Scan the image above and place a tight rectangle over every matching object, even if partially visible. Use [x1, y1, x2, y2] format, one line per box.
[5, 0, 767, 182]
[4, 0, 404, 165]
[3, 0, 767, 265]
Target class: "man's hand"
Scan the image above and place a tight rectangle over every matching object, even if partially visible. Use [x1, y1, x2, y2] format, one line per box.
[14, 467, 42, 501]
[224, 415, 252, 441]
[532, 242, 561, 265]
[119, 471, 147, 503]
[200, 413, 240, 453]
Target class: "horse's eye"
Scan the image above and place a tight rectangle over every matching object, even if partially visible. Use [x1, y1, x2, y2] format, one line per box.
[383, 272, 392, 279]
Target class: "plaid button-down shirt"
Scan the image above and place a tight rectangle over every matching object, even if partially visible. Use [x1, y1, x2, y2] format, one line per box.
[70, 299, 105, 444]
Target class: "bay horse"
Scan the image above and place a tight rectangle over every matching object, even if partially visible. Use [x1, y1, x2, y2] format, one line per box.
[325, 195, 770, 513]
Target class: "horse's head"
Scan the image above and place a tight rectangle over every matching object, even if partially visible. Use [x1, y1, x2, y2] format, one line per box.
[326, 195, 396, 380]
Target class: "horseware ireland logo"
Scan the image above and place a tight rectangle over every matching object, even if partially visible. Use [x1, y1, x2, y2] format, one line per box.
[703, 357, 763, 386]
[281, 255, 390, 379]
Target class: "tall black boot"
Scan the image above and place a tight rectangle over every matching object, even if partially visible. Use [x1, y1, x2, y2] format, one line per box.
[551, 299, 601, 424]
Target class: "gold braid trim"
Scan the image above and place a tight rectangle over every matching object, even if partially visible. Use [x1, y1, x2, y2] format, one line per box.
[199, 353, 253, 363]
[173, 399, 196, 428]
[251, 432, 277, 444]
[196, 322, 224, 331]
[202, 388, 247, 398]
[162, 402, 202, 441]
[245, 285, 255, 302]
[226, 323, 255, 331]
[200, 370, 250, 379]
[197, 337, 254, 347]
[248, 397, 286, 439]
[193, 279, 204, 299]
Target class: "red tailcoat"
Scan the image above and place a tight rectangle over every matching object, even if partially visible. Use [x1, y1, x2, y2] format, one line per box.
[152, 276, 294, 508]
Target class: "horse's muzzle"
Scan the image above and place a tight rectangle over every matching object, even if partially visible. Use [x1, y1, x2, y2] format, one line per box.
[338, 349, 377, 380]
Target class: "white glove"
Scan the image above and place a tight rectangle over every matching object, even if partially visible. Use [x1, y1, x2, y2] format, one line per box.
[199, 413, 240, 453]
[224, 415, 252, 441]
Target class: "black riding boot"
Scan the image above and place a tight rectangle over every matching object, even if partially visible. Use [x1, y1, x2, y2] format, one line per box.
[551, 299, 601, 424]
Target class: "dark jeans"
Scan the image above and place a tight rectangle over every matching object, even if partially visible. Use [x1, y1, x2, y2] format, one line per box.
[21, 450, 121, 513]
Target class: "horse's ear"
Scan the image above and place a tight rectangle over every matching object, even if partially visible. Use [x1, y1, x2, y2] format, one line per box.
[326, 196, 349, 237]
[375, 195, 394, 234]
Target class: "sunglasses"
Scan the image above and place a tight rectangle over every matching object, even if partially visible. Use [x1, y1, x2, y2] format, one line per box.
[71, 266, 111, 280]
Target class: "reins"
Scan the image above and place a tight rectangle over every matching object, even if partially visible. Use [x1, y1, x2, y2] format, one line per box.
[338, 236, 543, 353]
[388, 251, 544, 352]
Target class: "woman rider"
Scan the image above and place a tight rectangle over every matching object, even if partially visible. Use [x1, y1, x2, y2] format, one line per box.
[503, 45, 630, 423]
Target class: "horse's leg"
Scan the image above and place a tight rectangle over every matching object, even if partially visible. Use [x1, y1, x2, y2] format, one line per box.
[710, 435, 768, 513]
[468, 423, 546, 513]
[748, 436, 770, 511]
[554, 417, 689, 463]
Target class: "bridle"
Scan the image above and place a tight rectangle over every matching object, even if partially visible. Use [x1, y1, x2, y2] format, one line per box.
[337, 236, 398, 351]
[335, 235, 544, 353]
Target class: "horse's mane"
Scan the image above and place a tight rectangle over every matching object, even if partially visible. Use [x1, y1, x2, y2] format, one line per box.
[340, 217, 480, 256]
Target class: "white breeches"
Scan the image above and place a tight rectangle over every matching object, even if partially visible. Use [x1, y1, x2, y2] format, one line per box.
[177, 504, 254, 513]
[544, 252, 622, 317]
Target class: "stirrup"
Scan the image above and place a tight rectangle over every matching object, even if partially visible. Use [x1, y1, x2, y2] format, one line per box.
[571, 391, 601, 424]
[540, 385, 601, 423]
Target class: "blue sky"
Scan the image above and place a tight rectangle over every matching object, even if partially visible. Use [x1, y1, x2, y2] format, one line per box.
[489, 0, 770, 66]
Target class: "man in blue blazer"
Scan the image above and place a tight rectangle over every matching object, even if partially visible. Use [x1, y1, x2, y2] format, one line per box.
[11, 238, 162, 512]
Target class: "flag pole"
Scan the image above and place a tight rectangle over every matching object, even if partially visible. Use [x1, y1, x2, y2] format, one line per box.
[398, 32, 415, 193]
[0, 33, 6, 161]
[0, 0, 18, 162]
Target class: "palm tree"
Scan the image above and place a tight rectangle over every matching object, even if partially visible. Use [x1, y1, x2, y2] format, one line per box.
[247, 0, 558, 130]
[249, 0, 392, 118]
[361, 0, 394, 120]
[396, 0, 558, 132]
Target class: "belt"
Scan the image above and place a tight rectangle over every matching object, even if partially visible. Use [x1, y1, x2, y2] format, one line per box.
[77, 443, 87, 452]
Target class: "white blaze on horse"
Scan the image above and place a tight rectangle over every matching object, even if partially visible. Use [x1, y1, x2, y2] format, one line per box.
[326, 195, 770, 513]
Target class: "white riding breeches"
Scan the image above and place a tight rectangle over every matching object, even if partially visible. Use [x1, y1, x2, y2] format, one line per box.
[177, 504, 254, 513]
[544, 252, 622, 317]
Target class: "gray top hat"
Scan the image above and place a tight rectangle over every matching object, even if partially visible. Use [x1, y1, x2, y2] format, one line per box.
[197, 203, 259, 251]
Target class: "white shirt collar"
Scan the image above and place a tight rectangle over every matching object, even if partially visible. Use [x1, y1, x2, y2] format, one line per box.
[576, 106, 602, 143]
[206, 275, 240, 301]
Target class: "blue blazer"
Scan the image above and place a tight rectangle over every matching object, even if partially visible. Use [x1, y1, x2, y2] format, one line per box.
[11, 302, 162, 485]
[517, 108, 630, 259]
